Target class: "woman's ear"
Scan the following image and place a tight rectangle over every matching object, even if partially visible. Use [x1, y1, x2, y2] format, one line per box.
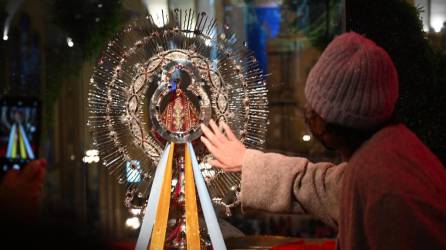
[307, 111, 339, 150]
[308, 111, 327, 137]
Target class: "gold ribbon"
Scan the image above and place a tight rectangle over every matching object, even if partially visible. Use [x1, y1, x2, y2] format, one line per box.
[149, 143, 175, 250]
[185, 144, 201, 249]
[11, 128, 17, 158]
[19, 127, 26, 159]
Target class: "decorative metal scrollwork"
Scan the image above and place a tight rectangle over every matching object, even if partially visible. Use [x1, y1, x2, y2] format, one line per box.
[88, 9, 268, 212]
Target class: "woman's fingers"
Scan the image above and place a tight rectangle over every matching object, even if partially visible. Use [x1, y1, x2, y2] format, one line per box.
[200, 123, 220, 147]
[221, 121, 238, 141]
[201, 120, 244, 172]
[209, 119, 226, 143]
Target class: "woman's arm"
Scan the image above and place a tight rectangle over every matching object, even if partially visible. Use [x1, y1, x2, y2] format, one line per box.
[241, 149, 345, 228]
[200, 120, 345, 228]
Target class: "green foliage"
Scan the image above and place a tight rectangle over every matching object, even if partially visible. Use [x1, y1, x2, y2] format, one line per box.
[50, 0, 123, 59]
[283, 0, 344, 50]
[43, 0, 123, 127]
[346, 0, 446, 163]
[305, 0, 345, 50]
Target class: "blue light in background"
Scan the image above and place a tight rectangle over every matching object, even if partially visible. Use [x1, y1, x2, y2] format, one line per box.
[126, 160, 141, 183]
[246, 5, 281, 74]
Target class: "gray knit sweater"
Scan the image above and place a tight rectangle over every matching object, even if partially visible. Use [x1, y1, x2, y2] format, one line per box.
[240, 124, 446, 250]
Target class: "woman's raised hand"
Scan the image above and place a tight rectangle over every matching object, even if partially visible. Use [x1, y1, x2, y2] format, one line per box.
[200, 119, 246, 172]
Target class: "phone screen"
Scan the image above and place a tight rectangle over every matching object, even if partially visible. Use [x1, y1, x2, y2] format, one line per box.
[0, 97, 41, 173]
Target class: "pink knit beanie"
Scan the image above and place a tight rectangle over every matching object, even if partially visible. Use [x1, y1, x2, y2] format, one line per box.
[304, 32, 399, 130]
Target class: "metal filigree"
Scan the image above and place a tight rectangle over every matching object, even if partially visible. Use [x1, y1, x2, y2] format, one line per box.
[88, 9, 268, 211]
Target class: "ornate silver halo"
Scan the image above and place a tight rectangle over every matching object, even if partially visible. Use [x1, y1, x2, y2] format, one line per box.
[88, 9, 268, 211]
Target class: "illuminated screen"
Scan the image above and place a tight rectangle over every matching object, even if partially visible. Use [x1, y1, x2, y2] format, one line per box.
[0, 98, 40, 165]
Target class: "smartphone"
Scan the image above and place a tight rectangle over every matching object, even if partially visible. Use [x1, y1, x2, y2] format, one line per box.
[0, 96, 41, 174]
